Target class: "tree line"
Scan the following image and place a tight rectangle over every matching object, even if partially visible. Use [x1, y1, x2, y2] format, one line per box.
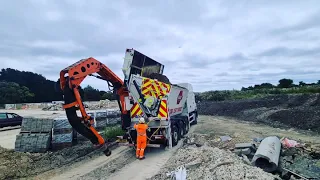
[241, 78, 320, 91]
[0, 68, 116, 105]
[1, 68, 319, 104]
[196, 78, 320, 102]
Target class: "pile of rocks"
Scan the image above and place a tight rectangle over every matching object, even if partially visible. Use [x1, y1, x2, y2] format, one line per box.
[150, 144, 277, 180]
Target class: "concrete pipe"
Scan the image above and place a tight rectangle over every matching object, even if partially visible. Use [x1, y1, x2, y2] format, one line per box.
[251, 136, 281, 172]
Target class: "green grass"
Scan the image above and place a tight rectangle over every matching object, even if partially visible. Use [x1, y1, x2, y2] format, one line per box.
[102, 125, 125, 139]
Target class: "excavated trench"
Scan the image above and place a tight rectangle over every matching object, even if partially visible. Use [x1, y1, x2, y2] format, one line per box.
[197, 93, 320, 132]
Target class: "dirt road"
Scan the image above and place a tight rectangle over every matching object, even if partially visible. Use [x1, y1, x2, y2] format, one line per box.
[32, 115, 320, 180]
[35, 123, 195, 180]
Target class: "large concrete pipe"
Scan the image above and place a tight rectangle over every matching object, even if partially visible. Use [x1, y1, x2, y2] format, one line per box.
[251, 136, 281, 172]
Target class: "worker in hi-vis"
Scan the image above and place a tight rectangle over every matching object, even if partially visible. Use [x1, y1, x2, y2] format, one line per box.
[134, 117, 149, 160]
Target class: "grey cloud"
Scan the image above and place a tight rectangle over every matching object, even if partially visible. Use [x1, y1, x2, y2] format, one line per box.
[256, 46, 320, 57]
[271, 12, 320, 35]
[1, 1, 320, 91]
[214, 72, 230, 76]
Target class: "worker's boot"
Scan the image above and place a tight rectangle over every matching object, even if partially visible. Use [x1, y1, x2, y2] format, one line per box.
[139, 156, 145, 160]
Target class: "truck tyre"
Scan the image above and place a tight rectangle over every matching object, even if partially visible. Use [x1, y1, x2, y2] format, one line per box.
[171, 125, 179, 146]
[179, 121, 185, 138]
[185, 121, 189, 134]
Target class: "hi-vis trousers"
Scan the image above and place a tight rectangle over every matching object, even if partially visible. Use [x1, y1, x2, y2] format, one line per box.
[136, 135, 147, 158]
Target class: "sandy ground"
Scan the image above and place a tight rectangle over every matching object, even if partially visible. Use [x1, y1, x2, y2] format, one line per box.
[29, 115, 320, 180]
[0, 128, 20, 149]
[0, 109, 68, 118]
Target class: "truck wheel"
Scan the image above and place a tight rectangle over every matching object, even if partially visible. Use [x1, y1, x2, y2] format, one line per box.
[179, 121, 185, 138]
[171, 125, 179, 146]
[185, 121, 189, 134]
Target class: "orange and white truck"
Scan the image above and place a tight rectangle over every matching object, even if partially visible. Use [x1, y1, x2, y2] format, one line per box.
[57, 48, 198, 156]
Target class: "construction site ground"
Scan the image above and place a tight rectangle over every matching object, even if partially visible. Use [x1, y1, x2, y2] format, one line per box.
[1, 111, 320, 179]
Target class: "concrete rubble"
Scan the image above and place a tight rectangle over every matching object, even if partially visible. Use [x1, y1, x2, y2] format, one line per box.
[40, 100, 119, 111]
[150, 144, 278, 180]
[163, 133, 320, 180]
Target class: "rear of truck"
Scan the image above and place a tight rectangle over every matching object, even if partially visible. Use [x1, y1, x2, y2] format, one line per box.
[118, 49, 197, 148]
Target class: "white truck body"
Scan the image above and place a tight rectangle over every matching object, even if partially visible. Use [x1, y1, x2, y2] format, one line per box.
[119, 49, 198, 148]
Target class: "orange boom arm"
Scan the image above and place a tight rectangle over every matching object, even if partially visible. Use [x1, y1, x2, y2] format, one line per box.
[58, 57, 129, 156]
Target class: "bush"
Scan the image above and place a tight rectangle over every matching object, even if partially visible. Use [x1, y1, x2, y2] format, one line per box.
[102, 125, 125, 139]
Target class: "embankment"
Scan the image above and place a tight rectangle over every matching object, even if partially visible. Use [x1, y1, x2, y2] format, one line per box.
[197, 94, 320, 132]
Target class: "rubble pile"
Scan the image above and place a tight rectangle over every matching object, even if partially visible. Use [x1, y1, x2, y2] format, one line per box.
[178, 133, 320, 179]
[42, 104, 63, 111]
[151, 144, 277, 180]
[0, 142, 96, 180]
[198, 94, 320, 132]
[85, 100, 119, 110]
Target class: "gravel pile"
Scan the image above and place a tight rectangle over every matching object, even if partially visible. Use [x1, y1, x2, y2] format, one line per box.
[197, 94, 320, 132]
[150, 144, 277, 180]
[0, 142, 96, 180]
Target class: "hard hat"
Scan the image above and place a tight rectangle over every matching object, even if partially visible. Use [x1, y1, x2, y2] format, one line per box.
[139, 117, 145, 124]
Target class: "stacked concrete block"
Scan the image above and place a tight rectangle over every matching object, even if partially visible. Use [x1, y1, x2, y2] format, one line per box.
[51, 117, 76, 150]
[94, 109, 121, 131]
[15, 133, 51, 153]
[15, 118, 53, 153]
[77, 109, 121, 139]
[21, 118, 53, 133]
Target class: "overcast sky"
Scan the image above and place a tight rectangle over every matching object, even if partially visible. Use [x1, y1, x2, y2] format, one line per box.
[1, 0, 320, 92]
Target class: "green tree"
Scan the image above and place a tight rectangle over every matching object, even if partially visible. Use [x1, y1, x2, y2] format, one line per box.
[0, 81, 35, 104]
[254, 84, 261, 89]
[83, 85, 101, 101]
[299, 81, 306, 87]
[101, 91, 116, 100]
[0, 68, 62, 102]
[260, 83, 274, 89]
[278, 78, 293, 88]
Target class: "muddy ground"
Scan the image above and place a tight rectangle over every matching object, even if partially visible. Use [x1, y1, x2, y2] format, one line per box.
[1, 115, 319, 180]
[198, 93, 320, 132]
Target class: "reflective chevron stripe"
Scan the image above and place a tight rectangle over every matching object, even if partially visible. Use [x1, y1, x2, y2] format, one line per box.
[141, 77, 171, 98]
[157, 99, 168, 118]
[130, 103, 143, 118]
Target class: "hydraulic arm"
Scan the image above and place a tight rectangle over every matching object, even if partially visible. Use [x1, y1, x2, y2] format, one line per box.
[57, 57, 129, 156]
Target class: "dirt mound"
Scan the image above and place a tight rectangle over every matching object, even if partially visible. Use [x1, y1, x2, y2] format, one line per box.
[197, 94, 320, 132]
[0, 142, 96, 180]
[150, 144, 276, 180]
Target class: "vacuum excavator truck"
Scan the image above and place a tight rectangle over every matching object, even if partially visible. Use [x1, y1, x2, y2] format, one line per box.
[56, 48, 197, 156]
[118, 49, 198, 148]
